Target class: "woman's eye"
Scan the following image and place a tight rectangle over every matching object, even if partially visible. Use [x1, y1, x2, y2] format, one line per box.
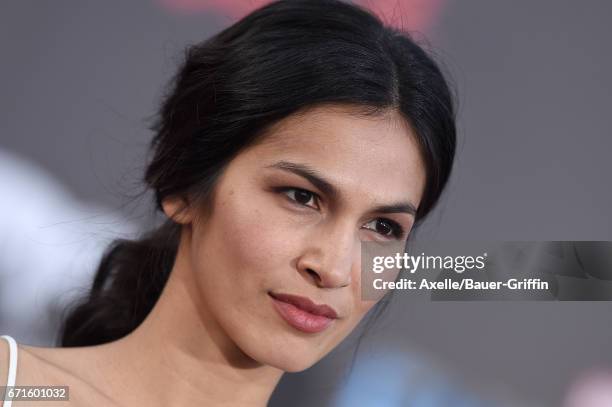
[281, 187, 319, 209]
[364, 218, 405, 240]
[277, 187, 405, 239]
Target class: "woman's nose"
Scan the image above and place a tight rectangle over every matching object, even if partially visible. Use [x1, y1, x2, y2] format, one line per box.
[296, 223, 358, 289]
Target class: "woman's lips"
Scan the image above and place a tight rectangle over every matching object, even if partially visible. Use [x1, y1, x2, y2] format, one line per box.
[269, 292, 338, 334]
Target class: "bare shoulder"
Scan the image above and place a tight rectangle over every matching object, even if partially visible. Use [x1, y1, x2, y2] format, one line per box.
[18, 343, 83, 384]
[0, 339, 79, 405]
[0, 337, 10, 386]
[12, 343, 122, 406]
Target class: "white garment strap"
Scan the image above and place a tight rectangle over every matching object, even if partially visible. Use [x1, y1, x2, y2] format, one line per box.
[0, 335, 17, 407]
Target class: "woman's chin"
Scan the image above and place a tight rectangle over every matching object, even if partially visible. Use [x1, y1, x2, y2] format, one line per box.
[243, 344, 323, 373]
[273, 356, 319, 373]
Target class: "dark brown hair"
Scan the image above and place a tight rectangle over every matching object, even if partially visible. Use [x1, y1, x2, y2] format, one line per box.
[59, 0, 456, 347]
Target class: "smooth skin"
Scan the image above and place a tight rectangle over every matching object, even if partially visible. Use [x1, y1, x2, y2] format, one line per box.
[1, 104, 426, 406]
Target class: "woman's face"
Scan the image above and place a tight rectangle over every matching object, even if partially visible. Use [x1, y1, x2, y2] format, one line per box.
[180, 104, 425, 372]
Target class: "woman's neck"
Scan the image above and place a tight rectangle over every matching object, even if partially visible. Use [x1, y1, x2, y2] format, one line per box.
[93, 239, 284, 406]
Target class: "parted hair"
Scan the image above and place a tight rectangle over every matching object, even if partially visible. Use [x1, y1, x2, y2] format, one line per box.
[59, 0, 456, 347]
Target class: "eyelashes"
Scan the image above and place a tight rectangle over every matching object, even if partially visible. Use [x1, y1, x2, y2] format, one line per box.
[363, 218, 406, 240]
[274, 186, 407, 240]
[281, 187, 319, 209]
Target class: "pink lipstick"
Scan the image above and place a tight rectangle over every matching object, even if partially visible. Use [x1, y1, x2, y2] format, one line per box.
[269, 292, 338, 333]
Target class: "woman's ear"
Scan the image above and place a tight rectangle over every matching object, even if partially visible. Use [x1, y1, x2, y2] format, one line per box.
[161, 195, 194, 225]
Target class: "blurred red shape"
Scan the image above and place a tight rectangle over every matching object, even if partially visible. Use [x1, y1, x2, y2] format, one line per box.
[157, 0, 445, 32]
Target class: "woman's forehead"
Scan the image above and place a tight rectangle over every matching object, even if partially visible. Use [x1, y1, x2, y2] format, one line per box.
[258, 105, 417, 154]
[246, 105, 426, 205]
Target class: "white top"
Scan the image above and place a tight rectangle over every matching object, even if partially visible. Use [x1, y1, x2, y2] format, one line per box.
[0, 335, 17, 407]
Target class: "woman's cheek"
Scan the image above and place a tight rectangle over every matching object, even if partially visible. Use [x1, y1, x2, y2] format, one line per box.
[213, 190, 300, 285]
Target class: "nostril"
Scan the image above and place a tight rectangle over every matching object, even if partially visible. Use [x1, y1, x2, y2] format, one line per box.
[306, 268, 319, 281]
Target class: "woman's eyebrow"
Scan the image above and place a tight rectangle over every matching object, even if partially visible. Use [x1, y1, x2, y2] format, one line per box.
[264, 160, 417, 216]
